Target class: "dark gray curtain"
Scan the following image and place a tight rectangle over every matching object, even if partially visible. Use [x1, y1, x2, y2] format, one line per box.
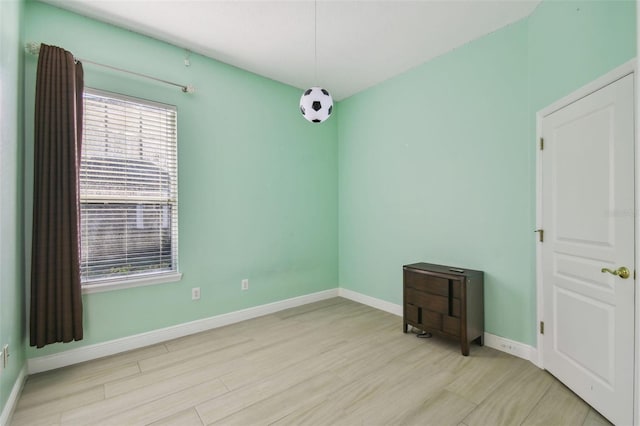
[30, 44, 84, 348]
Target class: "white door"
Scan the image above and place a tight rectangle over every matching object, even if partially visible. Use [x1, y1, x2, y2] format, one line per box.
[541, 73, 635, 426]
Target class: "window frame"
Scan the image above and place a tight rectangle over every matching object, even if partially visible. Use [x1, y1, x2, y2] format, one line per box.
[79, 88, 182, 293]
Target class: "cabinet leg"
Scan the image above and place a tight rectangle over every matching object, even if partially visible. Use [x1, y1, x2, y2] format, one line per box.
[461, 342, 470, 356]
[403, 322, 408, 333]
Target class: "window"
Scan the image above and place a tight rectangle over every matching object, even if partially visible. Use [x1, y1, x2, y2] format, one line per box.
[80, 89, 179, 289]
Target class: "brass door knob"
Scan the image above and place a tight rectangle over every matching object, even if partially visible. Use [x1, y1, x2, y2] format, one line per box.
[601, 266, 631, 279]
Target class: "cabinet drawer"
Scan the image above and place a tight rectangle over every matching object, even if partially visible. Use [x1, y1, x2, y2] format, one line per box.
[404, 271, 449, 296]
[423, 311, 442, 330]
[443, 316, 460, 336]
[405, 303, 420, 325]
[407, 288, 449, 316]
[407, 286, 461, 317]
[406, 288, 426, 307]
[425, 295, 449, 315]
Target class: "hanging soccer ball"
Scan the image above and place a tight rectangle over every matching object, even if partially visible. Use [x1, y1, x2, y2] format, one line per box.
[299, 87, 333, 123]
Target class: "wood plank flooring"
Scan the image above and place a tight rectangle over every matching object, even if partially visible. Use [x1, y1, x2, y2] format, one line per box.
[10, 298, 612, 426]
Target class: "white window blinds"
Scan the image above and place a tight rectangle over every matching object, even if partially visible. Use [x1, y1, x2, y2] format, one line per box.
[80, 88, 178, 285]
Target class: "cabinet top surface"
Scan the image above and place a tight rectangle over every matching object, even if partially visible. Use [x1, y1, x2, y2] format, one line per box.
[403, 262, 483, 276]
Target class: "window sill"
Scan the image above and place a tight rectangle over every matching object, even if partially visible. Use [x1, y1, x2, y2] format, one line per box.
[82, 272, 183, 294]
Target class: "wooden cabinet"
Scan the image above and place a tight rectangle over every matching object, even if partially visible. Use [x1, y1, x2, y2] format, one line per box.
[403, 262, 484, 356]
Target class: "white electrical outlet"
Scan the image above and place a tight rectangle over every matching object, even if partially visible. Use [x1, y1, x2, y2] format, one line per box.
[241, 279, 249, 291]
[191, 287, 200, 300]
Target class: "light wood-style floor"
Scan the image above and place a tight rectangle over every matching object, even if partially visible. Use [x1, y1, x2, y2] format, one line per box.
[11, 298, 612, 426]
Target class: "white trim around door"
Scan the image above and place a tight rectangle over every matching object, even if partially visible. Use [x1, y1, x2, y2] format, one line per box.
[535, 58, 637, 425]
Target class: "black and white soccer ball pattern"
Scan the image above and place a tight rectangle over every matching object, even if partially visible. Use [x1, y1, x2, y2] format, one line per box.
[299, 87, 333, 123]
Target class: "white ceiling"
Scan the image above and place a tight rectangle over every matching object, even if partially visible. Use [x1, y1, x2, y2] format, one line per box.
[40, 0, 541, 100]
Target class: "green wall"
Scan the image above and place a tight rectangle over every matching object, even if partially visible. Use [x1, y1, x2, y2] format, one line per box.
[528, 0, 637, 112]
[339, 20, 532, 342]
[23, 1, 338, 358]
[0, 0, 27, 416]
[16, 0, 638, 365]
[338, 0, 635, 346]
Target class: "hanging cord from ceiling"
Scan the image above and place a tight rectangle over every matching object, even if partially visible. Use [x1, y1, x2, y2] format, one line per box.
[314, 0, 318, 84]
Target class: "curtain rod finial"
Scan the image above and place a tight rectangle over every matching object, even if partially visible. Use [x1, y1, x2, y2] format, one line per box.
[25, 42, 41, 55]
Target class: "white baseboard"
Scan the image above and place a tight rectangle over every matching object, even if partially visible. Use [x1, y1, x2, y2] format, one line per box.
[480, 333, 537, 363]
[338, 288, 403, 316]
[26, 287, 539, 374]
[0, 365, 27, 426]
[28, 288, 339, 374]
[338, 288, 538, 364]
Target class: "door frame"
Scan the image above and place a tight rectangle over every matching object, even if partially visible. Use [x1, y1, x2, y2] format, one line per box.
[535, 58, 637, 424]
